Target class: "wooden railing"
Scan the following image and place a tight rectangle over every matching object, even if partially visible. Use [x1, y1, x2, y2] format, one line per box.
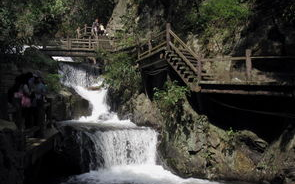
[137, 23, 295, 83]
[168, 29, 202, 81]
[43, 37, 116, 52]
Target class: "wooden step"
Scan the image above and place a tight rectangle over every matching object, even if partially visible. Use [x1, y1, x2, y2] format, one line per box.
[175, 62, 186, 67]
[183, 71, 195, 78]
[168, 53, 178, 57]
[186, 56, 198, 60]
[171, 57, 181, 61]
[186, 75, 196, 82]
[177, 66, 188, 71]
[171, 58, 182, 65]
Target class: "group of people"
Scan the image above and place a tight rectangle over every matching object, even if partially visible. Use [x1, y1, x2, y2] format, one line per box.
[76, 18, 107, 39]
[8, 72, 47, 130]
[91, 18, 107, 37]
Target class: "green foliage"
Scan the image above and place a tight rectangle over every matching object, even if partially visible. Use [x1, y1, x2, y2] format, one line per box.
[0, 0, 115, 54]
[283, 3, 295, 25]
[95, 48, 109, 61]
[24, 48, 58, 72]
[226, 127, 236, 138]
[103, 52, 141, 93]
[199, 0, 250, 27]
[154, 81, 189, 112]
[44, 73, 62, 92]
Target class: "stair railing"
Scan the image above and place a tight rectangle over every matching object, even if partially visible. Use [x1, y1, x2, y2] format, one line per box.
[167, 26, 202, 81]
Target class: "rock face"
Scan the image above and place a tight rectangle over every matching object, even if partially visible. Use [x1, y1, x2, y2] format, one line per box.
[50, 87, 91, 121]
[56, 124, 97, 173]
[107, 90, 295, 183]
[106, 0, 130, 36]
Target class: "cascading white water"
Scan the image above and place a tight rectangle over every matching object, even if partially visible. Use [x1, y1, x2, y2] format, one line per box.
[87, 128, 157, 168]
[59, 63, 134, 126]
[58, 63, 221, 184]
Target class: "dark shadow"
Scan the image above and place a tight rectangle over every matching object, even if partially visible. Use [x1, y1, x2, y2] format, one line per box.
[198, 93, 294, 143]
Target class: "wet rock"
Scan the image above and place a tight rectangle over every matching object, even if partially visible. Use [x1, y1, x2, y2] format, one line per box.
[51, 87, 91, 121]
[0, 119, 17, 131]
[57, 125, 98, 172]
[131, 93, 163, 128]
[237, 130, 268, 153]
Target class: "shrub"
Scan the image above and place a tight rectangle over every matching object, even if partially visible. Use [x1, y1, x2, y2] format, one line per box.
[199, 0, 250, 27]
[44, 73, 62, 92]
[103, 52, 141, 93]
[154, 81, 189, 113]
[24, 48, 58, 72]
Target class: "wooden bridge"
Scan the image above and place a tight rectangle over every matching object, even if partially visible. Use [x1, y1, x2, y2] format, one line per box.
[137, 23, 295, 97]
[40, 25, 116, 57]
[40, 36, 116, 57]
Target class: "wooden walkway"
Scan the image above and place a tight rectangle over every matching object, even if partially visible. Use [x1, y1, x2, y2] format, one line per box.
[40, 36, 116, 57]
[137, 23, 295, 97]
[40, 24, 117, 57]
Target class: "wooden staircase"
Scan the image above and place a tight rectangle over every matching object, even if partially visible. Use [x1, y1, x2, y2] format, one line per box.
[164, 50, 201, 92]
[137, 24, 212, 92]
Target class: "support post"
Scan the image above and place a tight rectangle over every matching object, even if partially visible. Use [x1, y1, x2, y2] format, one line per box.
[166, 23, 171, 51]
[246, 49, 252, 80]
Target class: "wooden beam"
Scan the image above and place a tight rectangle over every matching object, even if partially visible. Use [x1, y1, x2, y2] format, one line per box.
[246, 49, 252, 80]
[200, 88, 293, 97]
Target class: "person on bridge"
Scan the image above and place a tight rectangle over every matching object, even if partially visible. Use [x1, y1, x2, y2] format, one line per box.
[99, 24, 106, 36]
[76, 26, 81, 39]
[92, 18, 100, 37]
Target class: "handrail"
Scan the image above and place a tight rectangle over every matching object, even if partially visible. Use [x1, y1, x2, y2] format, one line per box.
[169, 42, 199, 76]
[168, 29, 202, 79]
[168, 30, 201, 62]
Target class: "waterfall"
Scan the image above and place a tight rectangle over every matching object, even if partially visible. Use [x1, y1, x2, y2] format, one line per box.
[59, 63, 134, 126]
[87, 128, 157, 168]
[58, 63, 221, 184]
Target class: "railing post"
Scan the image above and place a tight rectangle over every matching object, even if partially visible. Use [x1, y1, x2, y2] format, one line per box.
[96, 36, 99, 49]
[166, 23, 171, 51]
[148, 40, 152, 54]
[84, 24, 87, 35]
[246, 49, 252, 80]
[42, 42, 47, 50]
[198, 54, 203, 82]
[67, 36, 71, 49]
[136, 38, 140, 59]
[89, 37, 91, 49]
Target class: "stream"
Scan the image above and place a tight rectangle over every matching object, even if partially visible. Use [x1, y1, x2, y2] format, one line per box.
[55, 63, 246, 184]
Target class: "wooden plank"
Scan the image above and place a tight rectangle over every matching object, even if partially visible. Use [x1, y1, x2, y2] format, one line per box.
[200, 89, 293, 97]
[139, 59, 167, 69]
[136, 46, 166, 63]
[139, 42, 166, 58]
[198, 80, 294, 86]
